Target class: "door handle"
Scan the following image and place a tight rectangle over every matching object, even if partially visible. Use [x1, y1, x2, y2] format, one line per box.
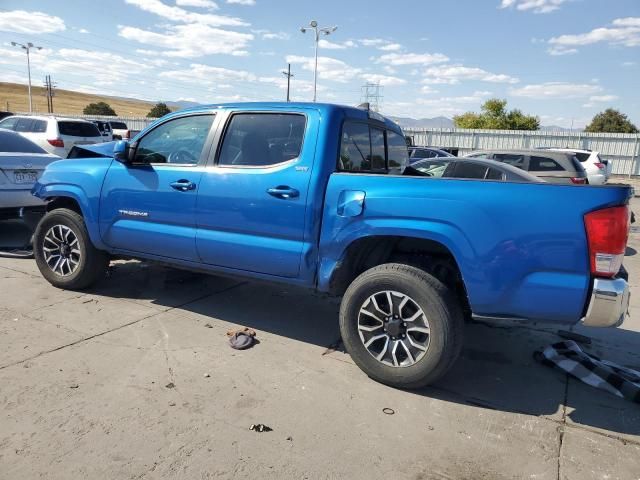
[267, 186, 299, 199]
[170, 180, 196, 192]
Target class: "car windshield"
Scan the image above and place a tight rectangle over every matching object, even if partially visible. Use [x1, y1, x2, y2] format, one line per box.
[58, 121, 101, 137]
[0, 130, 48, 153]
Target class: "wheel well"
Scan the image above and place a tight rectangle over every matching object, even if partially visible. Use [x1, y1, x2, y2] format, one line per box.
[328, 236, 470, 312]
[46, 197, 83, 216]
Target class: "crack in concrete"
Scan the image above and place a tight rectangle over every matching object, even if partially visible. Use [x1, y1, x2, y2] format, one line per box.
[557, 374, 569, 480]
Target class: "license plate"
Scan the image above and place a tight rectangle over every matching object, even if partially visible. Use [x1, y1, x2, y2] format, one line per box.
[13, 170, 38, 184]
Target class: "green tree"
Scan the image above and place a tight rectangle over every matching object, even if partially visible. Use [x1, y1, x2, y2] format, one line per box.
[83, 101, 116, 116]
[147, 102, 172, 118]
[585, 109, 638, 134]
[453, 98, 539, 130]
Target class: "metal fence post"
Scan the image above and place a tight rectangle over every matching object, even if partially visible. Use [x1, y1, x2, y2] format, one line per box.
[630, 135, 639, 178]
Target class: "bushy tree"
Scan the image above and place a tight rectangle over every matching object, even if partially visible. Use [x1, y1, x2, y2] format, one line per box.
[83, 101, 116, 116]
[585, 109, 638, 134]
[453, 99, 539, 130]
[147, 102, 172, 118]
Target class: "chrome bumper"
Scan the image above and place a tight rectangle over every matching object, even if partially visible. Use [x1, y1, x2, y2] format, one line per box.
[581, 277, 630, 328]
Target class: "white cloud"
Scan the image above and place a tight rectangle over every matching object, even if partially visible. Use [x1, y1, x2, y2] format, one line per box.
[422, 65, 519, 84]
[548, 17, 640, 53]
[510, 82, 603, 98]
[385, 92, 492, 118]
[227, 0, 256, 4]
[0, 10, 65, 34]
[286, 55, 361, 83]
[318, 39, 357, 50]
[378, 43, 402, 52]
[547, 46, 578, 55]
[588, 95, 619, 102]
[420, 85, 438, 94]
[622, 61, 637, 67]
[175, 0, 218, 8]
[377, 52, 449, 66]
[124, 0, 247, 26]
[161, 64, 257, 89]
[499, 0, 569, 14]
[359, 38, 387, 46]
[360, 73, 406, 86]
[262, 31, 290, 40]
[119, 22, 253, 57]
[78, 28, 90, 34]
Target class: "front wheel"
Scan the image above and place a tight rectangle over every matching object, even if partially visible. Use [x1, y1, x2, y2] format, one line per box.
[339, 263, 464, 389]
[33, 208, 109, 290]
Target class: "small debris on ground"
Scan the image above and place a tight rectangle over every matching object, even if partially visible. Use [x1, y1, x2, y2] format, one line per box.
[69, 384, 79, 389]
[204, 373, 211, 378]
[382, 407, 395, 415]
[249, 424, 272, 433]
[204, 323, 213, 328]
[286, 436, 293, 441]
[227, 327, 257, 350]
[168, 401, 176, 407]
[165, 382, 175, 389]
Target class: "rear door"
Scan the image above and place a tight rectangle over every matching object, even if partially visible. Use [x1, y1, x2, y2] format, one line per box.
[99, 113, 217, 261]
[195, 109, 316, 278]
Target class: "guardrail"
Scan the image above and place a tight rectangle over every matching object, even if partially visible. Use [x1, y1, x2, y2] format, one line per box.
[405, 128, 640, 176]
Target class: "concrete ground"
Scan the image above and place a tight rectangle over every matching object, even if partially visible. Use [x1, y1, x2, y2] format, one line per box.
[1, 201, 639, 480]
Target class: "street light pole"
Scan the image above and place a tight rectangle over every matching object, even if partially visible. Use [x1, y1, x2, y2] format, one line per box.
[300, 21, 337, 102]
[11, 41, 42, 113]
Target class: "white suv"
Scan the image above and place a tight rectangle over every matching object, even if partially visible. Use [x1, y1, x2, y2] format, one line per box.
[0, 115, 104, 157]
[546, 148, 611, 185]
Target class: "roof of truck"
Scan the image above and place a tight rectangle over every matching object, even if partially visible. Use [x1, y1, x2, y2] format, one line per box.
[174, 102, 402, 132]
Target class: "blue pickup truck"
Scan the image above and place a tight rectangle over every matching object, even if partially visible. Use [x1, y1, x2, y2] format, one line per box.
[31, 103, 631, 388]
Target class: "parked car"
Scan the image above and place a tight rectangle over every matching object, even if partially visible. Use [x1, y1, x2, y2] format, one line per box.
[465, 149, 588, 184]
[0, 115, 104, 157]
[538, 148, 611, 184]
[31, 102, 631, 389]
[408, 146, 455, 164]
[0, 129, 60, 252]
[108, 121, 131, 140]
[90, 120, 113, 142]
[409, 157, 542, 182]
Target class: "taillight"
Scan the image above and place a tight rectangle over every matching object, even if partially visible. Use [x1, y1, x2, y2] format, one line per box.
[584, 206, 629, 278]
[571, 177, 586, 184]
[594, 162, 606, 170]
[47, 138, 64, 148]
[123, 130, 130, 139]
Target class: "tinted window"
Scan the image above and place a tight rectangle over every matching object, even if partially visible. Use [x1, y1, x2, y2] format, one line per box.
[0, 117, 18, 130]
[58, 121, 101, 137]
[110, 122, 128, 129]
[411, 148, 432, 159]
[412, 159, 451, 177]
[32, 120, 47, 133]
[493, 153, 525, 169]
[218, 113, 305, 167]
[370, 127, 386, 171]
[0, 131, 47, 153]
[135, 114, 214, 164]
[467, 153, 490, 159]
[529, 156, 564, 172]
[339, 122, 372, 172]
[15, 118, 34, 132]
[387, 130, 409, 174]
[451, 162, 489, 179]
[575, 152, 590, 162]
[486, 167, 504, 180]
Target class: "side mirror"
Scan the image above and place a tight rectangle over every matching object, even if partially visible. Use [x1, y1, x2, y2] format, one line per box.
[113, 140, 138, 164]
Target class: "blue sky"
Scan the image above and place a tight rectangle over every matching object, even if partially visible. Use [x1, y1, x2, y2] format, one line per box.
[0, 0, 639, 127]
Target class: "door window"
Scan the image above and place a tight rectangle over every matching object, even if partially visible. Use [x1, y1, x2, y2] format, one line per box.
[0, 117, 18, 130]
[493, 153, 525, 169]
[134, 114, 215, 164]
[14, 118, 34, 132]
[485, 167, 504, 180]
[451, 162, 489, 179]
[218, 113, 306, 167]
[370, 127, 386, 171]
[529, 156, 564, 171]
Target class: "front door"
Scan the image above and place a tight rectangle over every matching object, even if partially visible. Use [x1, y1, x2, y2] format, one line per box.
[195, 110, 315, 278]
[99, 113, 216, 262]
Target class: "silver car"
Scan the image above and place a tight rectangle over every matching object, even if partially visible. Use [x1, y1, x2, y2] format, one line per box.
[0, 128, 60, 213]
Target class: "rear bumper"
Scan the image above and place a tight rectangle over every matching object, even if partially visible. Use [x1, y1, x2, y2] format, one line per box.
[0, 190, 45, 210]
[581, 277, 630, 328]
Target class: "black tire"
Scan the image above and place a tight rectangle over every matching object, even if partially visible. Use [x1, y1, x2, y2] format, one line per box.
[339, 263, 463, 389]
[33, 208, 109, 290]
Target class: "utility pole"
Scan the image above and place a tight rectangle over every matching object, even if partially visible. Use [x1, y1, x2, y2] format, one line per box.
[281, 64, 294, 102]
[43, 75, 56, 113]
[361, 82, 383, 112]
[11, 41, 42, 113]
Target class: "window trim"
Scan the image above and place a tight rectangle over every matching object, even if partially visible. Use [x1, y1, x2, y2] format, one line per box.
[130, 112, 217, 167]
[213, 111, 307, 169]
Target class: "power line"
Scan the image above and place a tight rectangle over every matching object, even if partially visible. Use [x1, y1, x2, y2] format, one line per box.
[361, 82, 383, 112]
[281, 63, 294, 102]
[43, 74, 56, 113]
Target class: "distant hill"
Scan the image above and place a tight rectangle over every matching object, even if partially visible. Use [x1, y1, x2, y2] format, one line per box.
[389, 116, 455, 129]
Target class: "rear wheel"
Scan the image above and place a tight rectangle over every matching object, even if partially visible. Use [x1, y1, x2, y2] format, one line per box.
[34, 208, 109, 290]
[339, 263, 463, 388]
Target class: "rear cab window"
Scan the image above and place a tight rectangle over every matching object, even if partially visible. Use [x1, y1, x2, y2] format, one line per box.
[338, 120, 408, 174]
[58, 121, 101, 138]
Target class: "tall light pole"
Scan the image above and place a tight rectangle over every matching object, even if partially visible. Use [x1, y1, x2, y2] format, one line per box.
[300, 20, 337, 102]
[11, 41, 42, 113]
